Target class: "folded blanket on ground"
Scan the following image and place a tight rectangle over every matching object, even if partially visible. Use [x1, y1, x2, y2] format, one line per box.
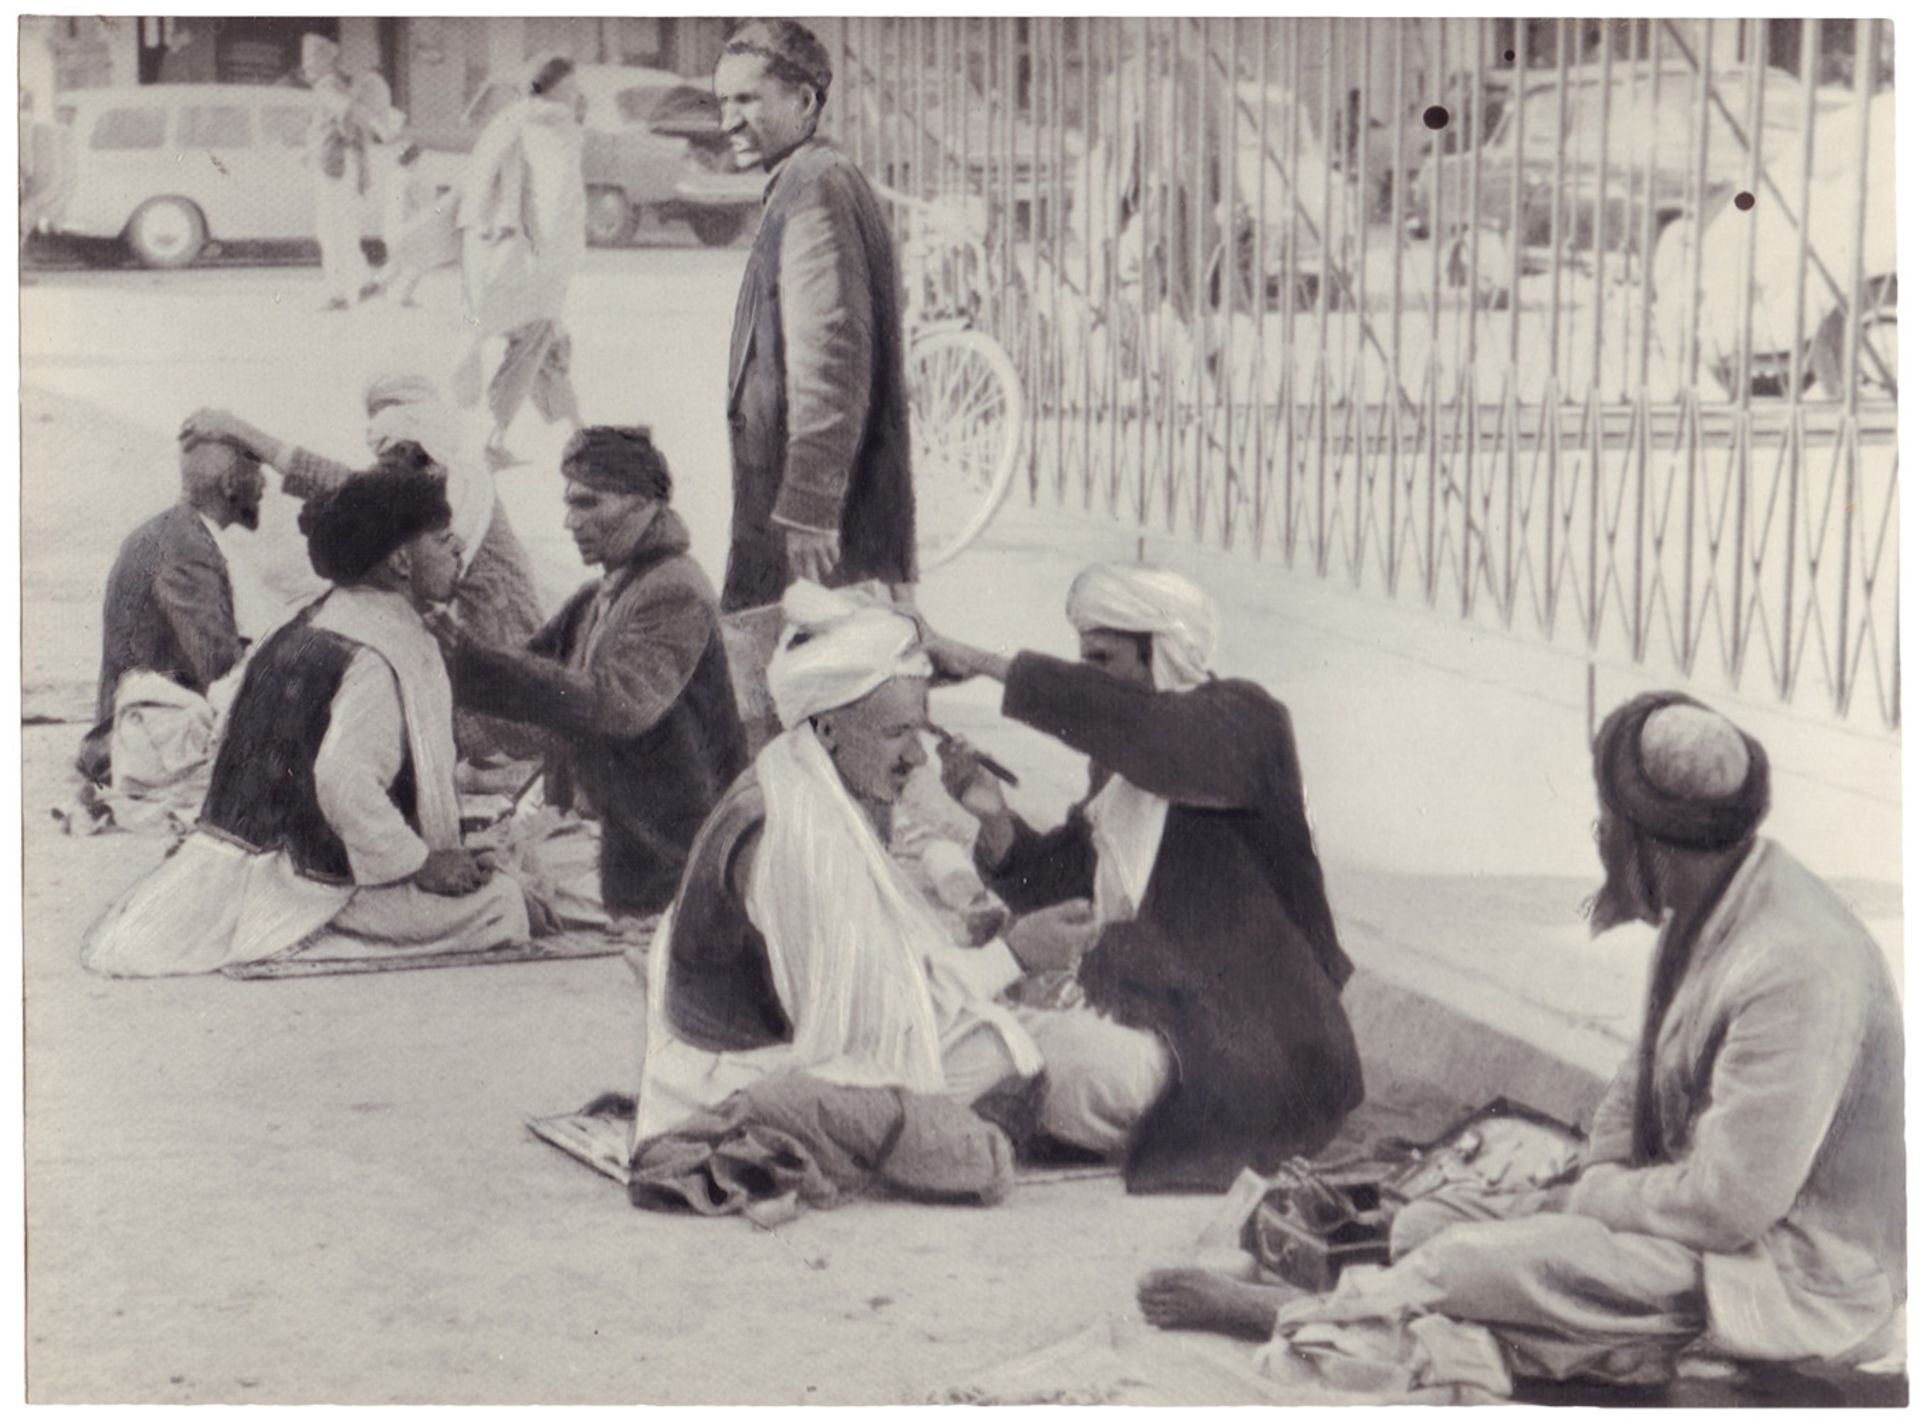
[628, 1072, 1015, 1216]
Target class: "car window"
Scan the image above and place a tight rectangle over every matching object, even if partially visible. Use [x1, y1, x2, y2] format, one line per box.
[614, 85, 669, 125]
[629, 84, 719, 131]
[90, 106, 168, 151]
[180, 105, 251, 149]
[260, 105, 311, 148]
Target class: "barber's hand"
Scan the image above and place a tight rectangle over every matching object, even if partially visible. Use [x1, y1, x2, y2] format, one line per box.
[1006, 898, 1100, 974]
[937, 733, 1009, 820]
[421, 604, 470, 653]
[180, 408, 257, 456]
[416, 847, 492, 897]
[785, 526, 841, 582]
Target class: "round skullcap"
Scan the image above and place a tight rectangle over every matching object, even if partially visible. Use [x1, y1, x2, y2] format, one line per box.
[1641, 704, 1753, 801]
[1593, 691, 1770, 852]
[561, 425, 672, 501]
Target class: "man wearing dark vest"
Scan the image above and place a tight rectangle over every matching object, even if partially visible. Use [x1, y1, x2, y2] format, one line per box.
[83, 452, 530, 977]
[712, 19, 915, 612]
[431, 426, 747, 918]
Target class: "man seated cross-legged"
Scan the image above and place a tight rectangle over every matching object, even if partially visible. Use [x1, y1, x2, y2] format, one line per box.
[1137, 692, 1905, 1395]
[83, 451, 530, 977]
[633, 580, 1166, 1155]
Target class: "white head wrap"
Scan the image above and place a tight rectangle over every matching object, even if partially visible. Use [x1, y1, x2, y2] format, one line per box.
[765, 581, 931, 728]
[1065, 563, 1221, 691]
[361, 373, 493, 574]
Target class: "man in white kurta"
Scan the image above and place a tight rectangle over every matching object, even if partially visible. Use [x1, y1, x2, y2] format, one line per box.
[633, 581, 1156, 1149]
[84, 462, 528, 977]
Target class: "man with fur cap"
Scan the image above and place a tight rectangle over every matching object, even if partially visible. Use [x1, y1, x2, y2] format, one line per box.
[924, 563, 1363, 1193]
[1137, 692, 1905, 1394]
[84, 450, 529, 977]
[431, 426, 746, 919]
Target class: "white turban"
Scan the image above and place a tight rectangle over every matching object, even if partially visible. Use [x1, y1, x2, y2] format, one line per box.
[1065, 563, 1221, 691]
[765, 581, 931, 728]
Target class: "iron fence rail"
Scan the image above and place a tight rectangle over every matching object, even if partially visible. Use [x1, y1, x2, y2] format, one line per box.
[830, 16, 1898, 730]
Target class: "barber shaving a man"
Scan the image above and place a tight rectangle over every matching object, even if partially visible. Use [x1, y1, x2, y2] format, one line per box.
[919, 563, 1363, 1193]
[633, 581, 1171, 1160]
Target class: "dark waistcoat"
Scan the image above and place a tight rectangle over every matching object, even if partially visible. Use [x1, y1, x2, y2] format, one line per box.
[199, 612, 417, 883]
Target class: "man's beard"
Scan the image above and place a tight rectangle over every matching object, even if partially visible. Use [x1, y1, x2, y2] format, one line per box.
[229, 501, 260, 532]
[1585, 829, 1659, 937]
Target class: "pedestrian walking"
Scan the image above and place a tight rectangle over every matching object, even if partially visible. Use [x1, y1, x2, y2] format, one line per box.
[451, 52, 588, 470]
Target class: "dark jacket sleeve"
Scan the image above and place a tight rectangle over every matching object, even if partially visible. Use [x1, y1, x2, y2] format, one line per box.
[1001, 652, 1275, 809]
[771, 162, 875, 534]
[453, 573, 712, 740]
[155, 537, 243, 691]
[976, 808, 1098, 914]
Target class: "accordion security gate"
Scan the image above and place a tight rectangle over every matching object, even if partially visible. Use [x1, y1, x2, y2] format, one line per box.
[823, 17, 1899, 731]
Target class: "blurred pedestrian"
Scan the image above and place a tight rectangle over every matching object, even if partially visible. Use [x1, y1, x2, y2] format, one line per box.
[300, 33, 387, 311]
[373, 142, 457, 307]
[712, 19, 915, 611]
[452, 51, 587, 470]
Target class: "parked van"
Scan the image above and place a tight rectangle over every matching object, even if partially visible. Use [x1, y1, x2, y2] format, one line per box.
[32, 85, 465, 268]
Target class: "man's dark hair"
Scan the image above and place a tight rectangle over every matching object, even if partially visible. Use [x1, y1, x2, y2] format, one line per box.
[721, 19, 833, 106]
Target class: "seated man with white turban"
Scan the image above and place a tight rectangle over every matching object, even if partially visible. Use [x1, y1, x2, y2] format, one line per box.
[634, 580, 1153, 1149]
[1139, 692, 1905, 1397]
[83, 453, 530, 977]
[923, 563, 1363, 1193]
[181, 375, 546, 761]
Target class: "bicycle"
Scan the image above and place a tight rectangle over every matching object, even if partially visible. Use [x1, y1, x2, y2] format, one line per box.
[874, 183, 1027, 572]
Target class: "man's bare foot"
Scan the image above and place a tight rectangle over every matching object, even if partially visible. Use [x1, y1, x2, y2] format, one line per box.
[1137, 1268, 1284, 1340]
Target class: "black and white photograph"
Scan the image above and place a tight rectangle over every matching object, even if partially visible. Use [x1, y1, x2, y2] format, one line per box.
[14, 11, 1908, 1405]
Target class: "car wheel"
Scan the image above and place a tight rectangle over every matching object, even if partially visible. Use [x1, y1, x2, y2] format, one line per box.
[585, 186, 636, 247]
[124, 196, 207, 269]
[687, 208, 749, 248]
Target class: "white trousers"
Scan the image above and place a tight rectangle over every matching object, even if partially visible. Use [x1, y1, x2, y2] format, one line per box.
[942, 1005, 1171, 1156]
[315, 171, 370, 301]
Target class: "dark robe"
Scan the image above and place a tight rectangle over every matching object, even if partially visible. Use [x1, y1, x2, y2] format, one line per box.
[977, 652, 1363, 1194]
[450, 511, 747, 914]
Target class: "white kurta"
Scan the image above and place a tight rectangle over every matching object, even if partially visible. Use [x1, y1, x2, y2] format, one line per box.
[83, 597, 527, 977]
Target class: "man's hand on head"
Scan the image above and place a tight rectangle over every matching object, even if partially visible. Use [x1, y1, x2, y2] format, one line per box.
[180, 408, 255, 456]
[919, 629, 1012, 685]
[784, 526, 841, 582]
[416, 847, 491, 897]
[1006, 898, 1100, 974]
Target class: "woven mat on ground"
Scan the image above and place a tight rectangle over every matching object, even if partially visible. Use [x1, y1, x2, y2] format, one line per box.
[222, 921, 654, 980]
[527, 1102, 1121, 1191]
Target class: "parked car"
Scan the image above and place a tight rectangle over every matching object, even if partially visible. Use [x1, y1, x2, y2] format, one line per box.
[1651, 89, 1894, 398]
[451, 64, 761, 248]
[1409, 64, 1845, 281]
[31, 84, 456, 268]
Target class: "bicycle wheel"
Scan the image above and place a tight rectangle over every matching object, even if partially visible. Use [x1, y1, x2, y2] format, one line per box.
[906, 327, 1025, 572]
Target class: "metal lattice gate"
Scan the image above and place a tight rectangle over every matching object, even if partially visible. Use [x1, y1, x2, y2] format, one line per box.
[823, 16, 1898, 731]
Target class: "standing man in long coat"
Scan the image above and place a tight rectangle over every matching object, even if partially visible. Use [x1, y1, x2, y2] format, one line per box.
[711, 19, 915, 613]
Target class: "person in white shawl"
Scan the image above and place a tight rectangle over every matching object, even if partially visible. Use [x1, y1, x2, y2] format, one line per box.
[83, 460, 529, 978]
[451, 52, 588, 469]
[634, 581, 1169, 1151]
